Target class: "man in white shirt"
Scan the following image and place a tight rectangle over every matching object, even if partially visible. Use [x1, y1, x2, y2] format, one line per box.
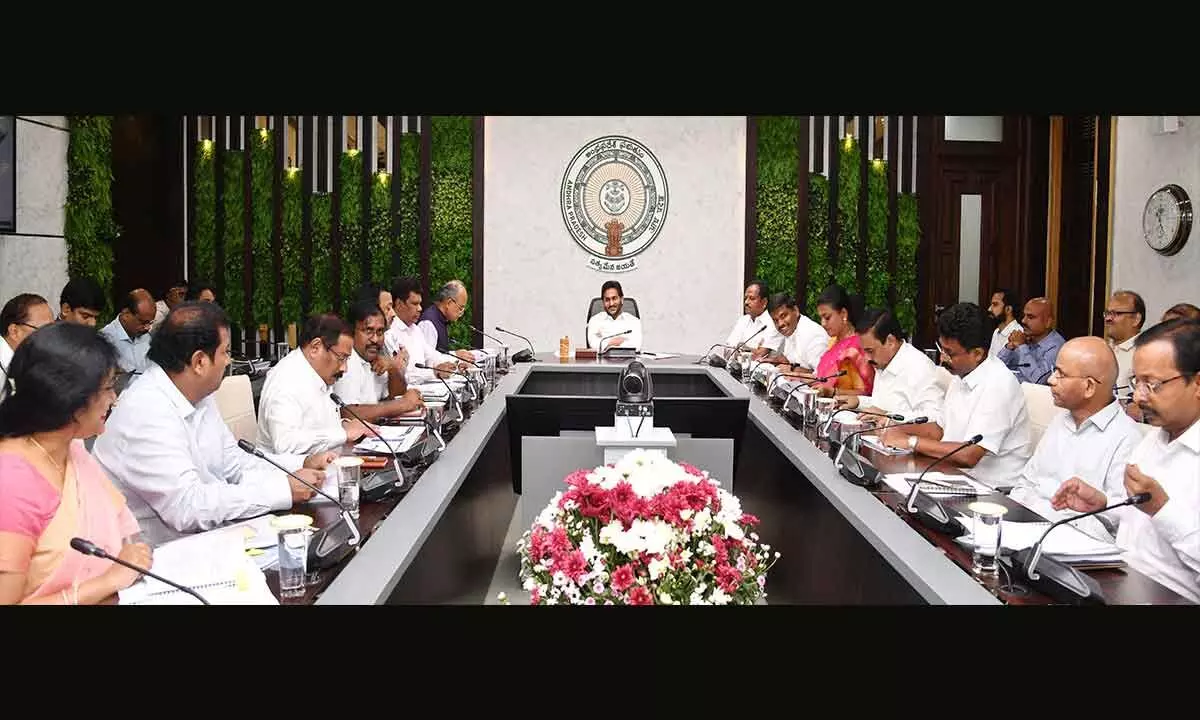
[881, 302, 1032, 489]
[587, 280, 642, 351]
[839, 308, 944, 426]
[93, 302, 334, 546]
[754, 293, 828, 374]
[1010, 336, 1144, 541]
[151, 280, 189, 333]
[987, 288, 1022, 358]
[332, 299, 424, 422]
[714, 280, 784, 361]
[1052, 319, 1200, 603]
[1104, 289, 1145, 410]
[384, 276, 463, 384]
[98, 289, 157, 375]
[257, 313, 372, 456]
[1, 293, 55, 405]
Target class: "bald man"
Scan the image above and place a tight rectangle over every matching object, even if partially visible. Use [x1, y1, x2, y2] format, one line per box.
[99, 288, 157, 374]
[998, 297, 1065, 384]
[1009, 337, 1145, 541]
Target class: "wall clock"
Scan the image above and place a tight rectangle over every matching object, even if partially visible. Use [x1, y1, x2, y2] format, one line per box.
[1142, 183, 1192, 256]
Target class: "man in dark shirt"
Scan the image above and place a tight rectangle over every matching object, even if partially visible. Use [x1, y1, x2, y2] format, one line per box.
[418, 279, 475, 361]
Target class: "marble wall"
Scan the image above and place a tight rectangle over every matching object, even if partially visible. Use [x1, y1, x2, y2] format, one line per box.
[0, 116, 70, 309]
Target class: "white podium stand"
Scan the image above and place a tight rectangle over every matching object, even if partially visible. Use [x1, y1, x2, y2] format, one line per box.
[594, 425, 677, 466]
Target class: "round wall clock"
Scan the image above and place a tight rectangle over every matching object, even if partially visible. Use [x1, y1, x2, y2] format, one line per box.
[1142, 183, 1192, 256]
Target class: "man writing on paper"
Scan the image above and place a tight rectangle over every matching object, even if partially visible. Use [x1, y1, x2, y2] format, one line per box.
[1009, 337, 1144, 542]
[587, 280, 642, 351]
[256, 313, 372, 455]
[714, 280, 783, 363]
[880, 302, 1033, 489]
[838, 308, 944, 427]
[332, 299, 424, 422]
[1052, 319, 1200, 603]
[93, 302, 334, 546]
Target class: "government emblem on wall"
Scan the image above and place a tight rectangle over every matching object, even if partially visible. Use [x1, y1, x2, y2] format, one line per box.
[560, 135, 668, 273]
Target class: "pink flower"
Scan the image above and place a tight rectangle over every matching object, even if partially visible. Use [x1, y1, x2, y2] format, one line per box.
[740, 512, 760, 526]
[585, 597, 597, 605]
[575, 482, 611, 521]
[628, 586, 654, 605]
[716, 565, 742, 594]
[560, 550, 589, 582]
[531, 586, 541, 605]
[610, 564, 636, 593]
[592, 580, 605, 594]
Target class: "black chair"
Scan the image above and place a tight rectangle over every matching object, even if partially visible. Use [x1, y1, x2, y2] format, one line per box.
[585, 297, 640, 348]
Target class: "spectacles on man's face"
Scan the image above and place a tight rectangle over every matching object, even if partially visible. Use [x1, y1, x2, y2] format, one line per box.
[1103, 309, 1138, 319]
[1049, 367, 1102, 384]
[325, 345, 351, 363]
[1131, 375, 1187, 397]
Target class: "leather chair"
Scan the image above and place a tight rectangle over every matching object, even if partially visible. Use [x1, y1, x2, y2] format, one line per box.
[585, 297, 640, 348]
[213, 374, 258, 444]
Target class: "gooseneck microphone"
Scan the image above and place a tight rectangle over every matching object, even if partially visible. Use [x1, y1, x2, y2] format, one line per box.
[414, 362, 472, 417]
[698, 343, 735, 364]
[236, 440, 361, 549]
[416, 361, 480, 400]
[70, 537, 210, 605]
[784, 369, 847, 405]
[831, 416, 930, 487]
[711, 326, 767, 370]
[900, 434, 984, 536]
[1008, 492, 1150, 605]
[468, 324, 508, 349]
[854, 408, 907, 422]
[330, 393, 411, 500]
[598, 329, 632, 355]
[447, 338, 486, 367]
[494, 326, 537, 362]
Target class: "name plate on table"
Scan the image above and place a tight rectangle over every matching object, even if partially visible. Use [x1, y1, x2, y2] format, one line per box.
[602, 347, 638, 360]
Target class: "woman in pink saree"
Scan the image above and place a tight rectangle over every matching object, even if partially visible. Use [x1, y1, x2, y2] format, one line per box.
[0, 323, 151, 605]
[812, 285, 874, 397]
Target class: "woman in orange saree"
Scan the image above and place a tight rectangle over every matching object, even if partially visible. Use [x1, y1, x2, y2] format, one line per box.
[0, 323, 151, 605]
[812, 285, 874, 397]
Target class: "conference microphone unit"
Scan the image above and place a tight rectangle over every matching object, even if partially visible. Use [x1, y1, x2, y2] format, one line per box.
[1004, 492, 1150, 605]
[598, 329, 633, 356]
[329, 393, 410, 501]
[711, 326, 766, 371]
[901, 434, 984, 537]
[494, 326, 537, 363]
[853, 409, 907, 422]
[417, 361, 481, 400]
[784, 370, 847, 423]
[830, 416, 929, 488]
[236, 440, 361, 570]
[70, 537, 211, 605]
[698, 343, 735, 365]
[447, 338, 486, 366]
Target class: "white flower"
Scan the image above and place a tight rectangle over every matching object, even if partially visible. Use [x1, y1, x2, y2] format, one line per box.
[689, 593, 710, 605]
[552, 571, 568, 587]
[544, 596, 557, 605]
[533, 563, 546, 573]
[592, 580, 605, 594]
[736, 556, 747, 572]
[625, 519, 675, 556]
[679, 549, 692, 563]
[648, 557, 670, 581]
[585, 597, 597, 605]
[698, 540, 715, 557]
[679, 508, 694, 521]
[658, 591, 676, 605]
[598, 520, 625, 549]
[579, 534, 599, 562]
[723, 522, 745, 541]
[709, 588, 731, 605]
[562, 499, 579, 512]
[522, 578, 537, 592]
[750, 532, 760, 541]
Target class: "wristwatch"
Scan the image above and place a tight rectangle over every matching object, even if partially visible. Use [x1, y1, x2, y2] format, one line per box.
[907, 436, 919, 451]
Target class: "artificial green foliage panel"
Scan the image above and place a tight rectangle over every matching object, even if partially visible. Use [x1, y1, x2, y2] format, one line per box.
[805, 175, 830, 315]
[221, 157, 245, 323]
[280, 170, 303, 326]
[195, 146, 216, 289]
[310, 193, 333, 315]
[753, 116, 799, 307]
[396, 134, 420, 280]
[368, 180, 392, 285]
[834, 141, 861, 296]
[339, 152, 364, 313]
[64, 116, 120, 320]
[895, 194, 921, 335]
[250, 131, 274, 326]
[430, 117, 474, 350]
[865, 161, 889, 312]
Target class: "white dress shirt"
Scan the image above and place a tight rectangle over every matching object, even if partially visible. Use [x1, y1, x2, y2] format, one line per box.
[151, 299, 169, 332]
[99, 316, 151, 374]
[587, 311, 643, 350]
[256, 350, 346, 455]
[1010, 401, 1144, 541]
[0, 337, 13, 405]
[781, 315, 829, 371]
[989, 319, 1022, 358]
[725, 311, 784, 354]
[857, 341, 946, 426]
[331, 348, 388, 405]
[92, 363, 299, 546]
[940, 355, 1033, 488]
[384, 317, 460, 384]
[1109, 333, 1140, 392]
[1110, 418, 1200, 603]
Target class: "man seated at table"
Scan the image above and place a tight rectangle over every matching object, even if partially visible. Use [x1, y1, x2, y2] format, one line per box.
[880, 302, 1033, 489]
[587, 280, 642, 352]
[714, 280, 783, 362]
[257, 313, 372, 455]
[1009, 336, 1144, 541]
[753, 293, 828, 375]
[58, 276, 105, 327]
[419, 279, 476, 363]
[93, 302, 333, 546]
[2, 293, 55, 405]
[1052, 319, 1200, 603]
[332, 299, 424, 422]
[998, 297, 1065, 385]
[384, 276, 464, 384]
[838, 308, 944, 426]
[98, 289, 157, 375]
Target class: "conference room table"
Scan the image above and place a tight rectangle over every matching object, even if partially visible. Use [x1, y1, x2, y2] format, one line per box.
[247, 351, 1189, 605]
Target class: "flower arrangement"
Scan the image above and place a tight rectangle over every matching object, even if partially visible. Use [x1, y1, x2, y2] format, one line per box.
[514, 450, 779, 605]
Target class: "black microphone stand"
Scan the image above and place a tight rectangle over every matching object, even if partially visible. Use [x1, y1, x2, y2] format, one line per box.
[70, 538, 211, 605]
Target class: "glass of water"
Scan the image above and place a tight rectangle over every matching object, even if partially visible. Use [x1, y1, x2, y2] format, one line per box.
[333, 456, 363, 519]
[815, 397, 837, 435]
[271, 514, 313, 599]
[968, 501, 1008, 576]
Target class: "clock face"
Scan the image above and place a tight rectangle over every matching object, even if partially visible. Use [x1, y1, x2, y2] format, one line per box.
[1143, 188, 1181, 250]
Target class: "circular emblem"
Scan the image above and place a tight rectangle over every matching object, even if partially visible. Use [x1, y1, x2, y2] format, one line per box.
[560, 135, 669, 267]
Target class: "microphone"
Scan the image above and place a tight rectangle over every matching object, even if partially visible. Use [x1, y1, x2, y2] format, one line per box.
[416, 362, 480, 398]
[413, 362, 465, 422]
[698, 343, 735, 365]
[236, 440, 361, 568]
[468, 324, 507, 349]
[494, 326, 537, 363]
[330, 393, 409, 500]
[711, 326, 767, 370]
[598, 329, 632, 355]
[1006, 492, 1151, 605]
[447, 338, 486, 367]
[853, 408, 907, 422]
[784, 369, 847, 405]
[831, 416, 930, 487]
[70, 537, 210, 605]
[901, 434, 984, 536]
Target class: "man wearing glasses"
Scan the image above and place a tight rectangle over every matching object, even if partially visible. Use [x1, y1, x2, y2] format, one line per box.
[0, 293, 54, 405]
[98, 289, 157, 375]
[332, 300, 424, 422]
[418, 279, 476, 362]
[880, 302, 1032, 489]
[1008, 336, 1144, 541]
[257, 313, 372, 455]
[1103, 289, 1145, 396]
[1053, 319, 1200, 603]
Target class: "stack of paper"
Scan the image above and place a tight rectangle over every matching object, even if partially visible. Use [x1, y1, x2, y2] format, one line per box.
[355, 424, 424, 454]
[881, 471, 990, 497]
[955, 517, 1122, 564]
[119, 527, 278, 605]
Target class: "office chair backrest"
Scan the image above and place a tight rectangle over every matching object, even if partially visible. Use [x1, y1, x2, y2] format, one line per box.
[586, 297, 640, 323]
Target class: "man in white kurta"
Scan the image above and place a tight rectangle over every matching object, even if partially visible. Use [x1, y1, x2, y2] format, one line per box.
[843, 309, 944, 426]
[587, 280, 642, 351]
[720, 281, 783, 359]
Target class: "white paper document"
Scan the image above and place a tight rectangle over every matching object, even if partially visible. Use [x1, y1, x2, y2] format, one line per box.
[355, 425, 424, 455]
[859, 434, 912, 456]
[119, 528, 278, 605]
[955, 517, 1121, 562]
[881, 471, 990, 497]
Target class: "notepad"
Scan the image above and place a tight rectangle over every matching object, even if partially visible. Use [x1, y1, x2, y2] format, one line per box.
[881, 471, 990, 497]
[119, 528, 277, 605]
[955, 517, 1122, 563]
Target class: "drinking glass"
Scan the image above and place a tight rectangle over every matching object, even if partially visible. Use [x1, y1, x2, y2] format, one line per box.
[333, 456, 363, 519]
[815, 397, 837, 435]
[968, 501, 1008, 575]
[271, 514, 313, 599]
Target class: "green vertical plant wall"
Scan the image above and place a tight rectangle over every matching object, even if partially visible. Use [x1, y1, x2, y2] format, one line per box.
[754, 116, 800, 305]
[280, 168, 303, 325]
[221, 156, 245, 321]
[339, 151, 364, 311]
[195, 143, 216, 289]
[430, 116, 474, 350]
[250, 131, 274, 326]
[64, 116, 120, 319]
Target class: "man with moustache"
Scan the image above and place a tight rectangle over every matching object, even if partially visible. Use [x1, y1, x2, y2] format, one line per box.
[838, 308, 944, 426]
[753, 293, 828, 374]
[1103, 289, 1146, 392]
[1053, 319, 1200, 603]
[98, 288, 157, 374]
[715, 280, 783, 362]
[256, 313, 372, 456]
[998, 297, 1065, 384]
[987, 288, 1022, 358]
[1009, 336, 1144, 542]
[332, 300, 424, 422]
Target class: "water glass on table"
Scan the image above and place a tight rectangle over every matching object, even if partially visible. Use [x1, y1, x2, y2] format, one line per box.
[968, 501, 1008, 576]
[815, 397, 837, 436]
[272, 514, 314, 599]
[332, 456, 363, 519]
